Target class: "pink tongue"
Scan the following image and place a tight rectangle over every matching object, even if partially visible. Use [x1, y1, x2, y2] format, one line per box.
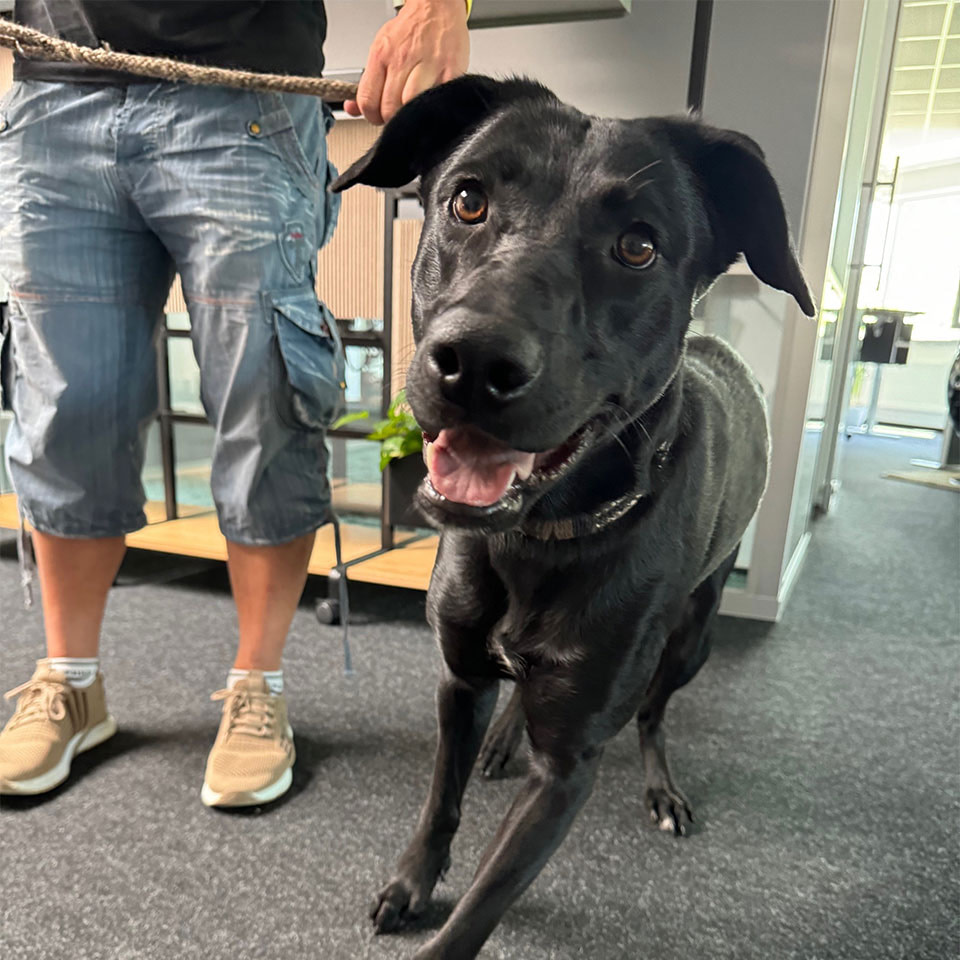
[425, 428, 535, 507]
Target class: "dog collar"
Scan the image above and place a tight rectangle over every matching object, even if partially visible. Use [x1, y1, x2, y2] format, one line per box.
[519, 438, 672, 541]
[520, 488, 647, 541]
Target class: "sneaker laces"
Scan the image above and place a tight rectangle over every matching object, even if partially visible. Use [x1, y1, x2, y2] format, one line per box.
[4, 680, 67, 729]
[211, 687, 278, 739]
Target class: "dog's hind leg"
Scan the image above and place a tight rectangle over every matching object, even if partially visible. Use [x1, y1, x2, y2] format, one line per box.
[636, 545, 739, 836]
[478, 683, 525, 778]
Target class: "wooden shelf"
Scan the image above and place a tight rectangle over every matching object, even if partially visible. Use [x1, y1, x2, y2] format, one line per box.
[124, 511, 386, 576]
[331, 479, 381, 515]
[346, 533, 438, 591]
[0, 494, 210, 531]
[0, 493, 434, 585]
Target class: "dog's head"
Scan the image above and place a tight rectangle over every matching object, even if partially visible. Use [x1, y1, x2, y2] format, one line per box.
[333, 76, 814, 534]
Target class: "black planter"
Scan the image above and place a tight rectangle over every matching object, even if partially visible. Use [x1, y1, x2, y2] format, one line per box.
[384, 454, 427, 528]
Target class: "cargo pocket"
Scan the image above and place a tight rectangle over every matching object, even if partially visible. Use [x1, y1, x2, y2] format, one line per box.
[268, 288, 345, 430]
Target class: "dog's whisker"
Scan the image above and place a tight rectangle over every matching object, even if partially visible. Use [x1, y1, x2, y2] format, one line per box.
[597, 401, 644, 467]
[602, 399, 655, 450]
[627, 177, 655, 194]
[601, 422, 633, 465]
[626, 159, 662, 181]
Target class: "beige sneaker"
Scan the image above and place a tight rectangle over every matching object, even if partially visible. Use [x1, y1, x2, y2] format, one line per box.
[0, 660, 117, 796]
[201, 672, 295, 808]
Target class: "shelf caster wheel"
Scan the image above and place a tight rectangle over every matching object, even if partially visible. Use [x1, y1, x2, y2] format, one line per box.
[315, 598, 341, 625]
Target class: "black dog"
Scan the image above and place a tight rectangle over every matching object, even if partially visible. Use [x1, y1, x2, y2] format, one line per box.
[333, 76, 814, 960]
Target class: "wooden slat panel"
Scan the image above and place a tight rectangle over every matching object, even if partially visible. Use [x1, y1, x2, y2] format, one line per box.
[391, 219, 422, 394]
[315, 118, 384, 320]
[164, 274, 187, 315]
[0, 48, 12, 95]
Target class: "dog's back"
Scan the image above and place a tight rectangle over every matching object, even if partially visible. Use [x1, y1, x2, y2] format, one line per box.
[676, 333, 769, 587]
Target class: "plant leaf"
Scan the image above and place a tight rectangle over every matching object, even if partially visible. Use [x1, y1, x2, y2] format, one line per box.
[330, 410, 370, 430]
[379, 435, 404, 470]
[399, 433, 423, 458]
[367, 421, 398, 440]
[387, 388, 408, 420]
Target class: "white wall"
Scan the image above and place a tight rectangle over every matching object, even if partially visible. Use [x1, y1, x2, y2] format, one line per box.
[874, 339, 960, 428]
[324, 0, 696, 116]
[700, 0, 832, 231]
[695, 0, 833, 431]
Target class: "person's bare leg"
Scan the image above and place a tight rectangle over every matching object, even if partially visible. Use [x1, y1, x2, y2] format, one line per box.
[31, 531, 127, 659]
[226, 532, 316, 670]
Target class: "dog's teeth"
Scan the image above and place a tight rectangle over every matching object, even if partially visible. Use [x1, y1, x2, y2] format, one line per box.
[516, 462, 533, 481]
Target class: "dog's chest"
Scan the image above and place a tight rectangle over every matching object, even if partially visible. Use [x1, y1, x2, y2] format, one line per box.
[487, 606, 553, 679]
[485, 557, 589, 678]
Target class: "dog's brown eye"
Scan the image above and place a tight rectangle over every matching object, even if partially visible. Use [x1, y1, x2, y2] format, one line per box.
[452, 181, 488, 224]
[614, 227, 657, 269]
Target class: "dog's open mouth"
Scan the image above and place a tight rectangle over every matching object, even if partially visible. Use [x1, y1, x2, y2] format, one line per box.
[422, 422, 592, 510]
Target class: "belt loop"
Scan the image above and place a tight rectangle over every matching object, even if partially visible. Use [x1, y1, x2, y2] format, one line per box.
[16, 508, 36, 609]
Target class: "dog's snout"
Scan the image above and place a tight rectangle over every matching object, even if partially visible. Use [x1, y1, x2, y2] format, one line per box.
[424, 319, 542, 414]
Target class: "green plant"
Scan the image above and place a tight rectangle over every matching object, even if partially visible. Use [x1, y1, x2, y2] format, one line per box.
[331, 389, 423, 471]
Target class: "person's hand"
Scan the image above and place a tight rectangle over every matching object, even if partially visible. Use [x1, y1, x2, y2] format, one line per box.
[344, 0, 470, 126]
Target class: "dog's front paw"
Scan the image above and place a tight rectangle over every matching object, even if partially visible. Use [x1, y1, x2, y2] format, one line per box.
[370, 851, 452, 934]
[644, 784, 694, 837]
[371, 877, 421, 934]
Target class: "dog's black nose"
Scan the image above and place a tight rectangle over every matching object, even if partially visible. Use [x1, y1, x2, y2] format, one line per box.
[426, 322, 542, 411]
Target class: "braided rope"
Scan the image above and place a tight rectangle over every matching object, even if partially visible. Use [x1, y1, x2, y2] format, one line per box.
[0, 19, 359, 101]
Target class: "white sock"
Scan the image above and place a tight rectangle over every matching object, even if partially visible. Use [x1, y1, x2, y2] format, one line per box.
[227, 668, 283, 696]
[47, 657, 99, 689]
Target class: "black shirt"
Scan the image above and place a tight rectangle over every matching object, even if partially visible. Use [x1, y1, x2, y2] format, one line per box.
[12, 0, 327, 83]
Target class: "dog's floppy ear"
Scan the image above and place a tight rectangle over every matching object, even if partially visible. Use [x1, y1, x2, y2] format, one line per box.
[331, 75, 555, 193]
[658, 119, 816, 317]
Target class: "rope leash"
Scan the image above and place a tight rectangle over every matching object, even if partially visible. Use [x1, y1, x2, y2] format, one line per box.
[0, 19, 359, 101]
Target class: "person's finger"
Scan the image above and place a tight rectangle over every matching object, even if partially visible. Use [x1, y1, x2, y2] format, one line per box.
[355, 49, 387, 125]
[343, 100, 362, 118]
[400, 61, 442, 109]
[378, 59, 412, 126]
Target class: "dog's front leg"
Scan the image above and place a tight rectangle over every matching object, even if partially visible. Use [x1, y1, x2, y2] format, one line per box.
[371, 667, 498, 934]
[413, 744, 603, 960]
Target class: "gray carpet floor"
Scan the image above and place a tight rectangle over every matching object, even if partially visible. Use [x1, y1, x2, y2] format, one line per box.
[1, 434, 958, 960]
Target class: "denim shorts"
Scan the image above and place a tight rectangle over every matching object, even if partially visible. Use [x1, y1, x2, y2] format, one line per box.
[0, 79, 344, 544]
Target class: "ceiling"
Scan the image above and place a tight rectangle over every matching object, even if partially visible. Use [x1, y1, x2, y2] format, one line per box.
[888, 0, 960, 139]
